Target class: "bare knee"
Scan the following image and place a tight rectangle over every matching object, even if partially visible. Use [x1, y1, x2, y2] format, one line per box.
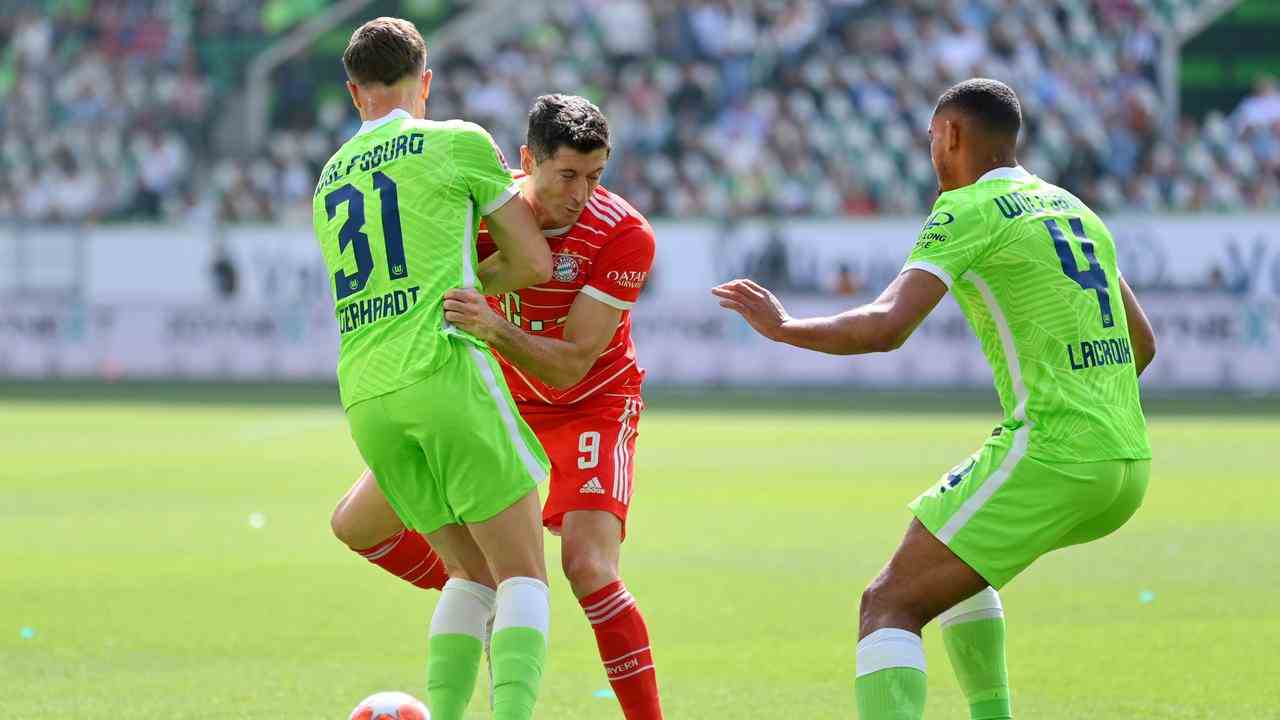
[859, 579, 886, 626]
[561, 543, 619, 598]
[330, 500, 393, 550]
[440, 563, 493, 589]
[859, 572, 922, 637]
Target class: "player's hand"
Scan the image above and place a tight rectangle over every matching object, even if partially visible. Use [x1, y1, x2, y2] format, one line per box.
[444, 288, 504, 342]
[711, 279, 791, 341]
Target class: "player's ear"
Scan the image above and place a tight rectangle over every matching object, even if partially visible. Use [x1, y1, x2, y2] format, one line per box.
[946, 118, 962, 152]
[520, 145, 535, 175]
[346, 80, 361, 115]
[420, 68, 432, 103]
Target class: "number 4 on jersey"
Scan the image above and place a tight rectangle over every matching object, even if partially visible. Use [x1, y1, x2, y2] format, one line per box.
[1043, 217, 1114, 329]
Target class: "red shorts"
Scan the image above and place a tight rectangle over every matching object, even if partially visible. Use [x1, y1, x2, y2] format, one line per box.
[518, 394, 643, 539]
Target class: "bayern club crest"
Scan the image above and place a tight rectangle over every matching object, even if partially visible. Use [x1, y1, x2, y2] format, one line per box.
[552, 253, 581, 283]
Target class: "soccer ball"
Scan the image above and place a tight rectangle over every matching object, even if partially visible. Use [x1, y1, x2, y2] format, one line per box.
[348, 691, 430, 720]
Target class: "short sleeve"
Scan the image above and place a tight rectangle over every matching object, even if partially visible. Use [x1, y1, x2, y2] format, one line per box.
[582, 224, 656, 310]
[452, 123, 519, 216]
[475, 223, 499, 263]
[901, 195, 986, 289]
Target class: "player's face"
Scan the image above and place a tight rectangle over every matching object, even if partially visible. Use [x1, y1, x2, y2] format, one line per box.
[523, 146, 609, 228]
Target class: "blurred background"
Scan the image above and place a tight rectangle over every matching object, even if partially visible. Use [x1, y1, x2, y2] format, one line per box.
[4, 2, 1279, 718]
[1, 0, 1277, 393]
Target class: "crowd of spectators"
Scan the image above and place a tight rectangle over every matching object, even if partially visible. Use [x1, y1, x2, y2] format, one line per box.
[3, 0, 1278, 225]
[0, 1, 263, 223]
[423, 0, 1280, 217]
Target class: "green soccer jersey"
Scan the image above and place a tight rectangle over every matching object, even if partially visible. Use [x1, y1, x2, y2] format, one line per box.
[903, 166, 1151, 463]
[312, 110, 518, 408]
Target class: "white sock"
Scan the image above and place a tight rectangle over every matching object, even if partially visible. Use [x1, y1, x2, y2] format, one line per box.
[493, 577, 550, 638]
[938, 587, 1003, 627]
[856, 628, 926, 677]
[429, 578, 496, 640]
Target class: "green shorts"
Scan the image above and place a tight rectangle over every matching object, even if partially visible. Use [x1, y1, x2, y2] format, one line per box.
[346, 340, 550, 535]
[910, 427, 1150, 589]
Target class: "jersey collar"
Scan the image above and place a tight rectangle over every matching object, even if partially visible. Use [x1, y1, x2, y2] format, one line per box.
[356, 108, 411, 136]
[977, 165, 1033, 183]
[542, 224, 573, 237]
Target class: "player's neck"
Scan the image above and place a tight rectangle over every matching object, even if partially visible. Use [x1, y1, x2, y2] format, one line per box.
[952, 156, 1018, 191]
[356, 83, 422, 122]
[519, 183, 560, 232]
[359, 99, 416, 122]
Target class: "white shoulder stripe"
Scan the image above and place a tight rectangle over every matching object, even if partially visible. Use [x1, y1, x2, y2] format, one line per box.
[594, 194, 628, 220]
[584, 202, 617, 227]
[585, 200, 619, 227]
[589, 196, 623, 222]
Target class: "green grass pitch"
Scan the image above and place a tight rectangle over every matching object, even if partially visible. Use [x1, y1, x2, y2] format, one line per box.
[3, 394, 1277, 718]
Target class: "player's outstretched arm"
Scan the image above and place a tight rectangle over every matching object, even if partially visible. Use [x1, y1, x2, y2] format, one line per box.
[712, 270, 947, 355]
[1119, 276, 1156, 376]
[443, 289, 621, 389]
[478, 196, 553, 295]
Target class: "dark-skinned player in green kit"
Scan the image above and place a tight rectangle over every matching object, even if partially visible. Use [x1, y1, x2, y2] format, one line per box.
[714, 78, 1156, 720]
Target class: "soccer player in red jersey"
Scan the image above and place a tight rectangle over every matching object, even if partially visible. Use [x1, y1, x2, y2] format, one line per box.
[330, 94, 663, 719]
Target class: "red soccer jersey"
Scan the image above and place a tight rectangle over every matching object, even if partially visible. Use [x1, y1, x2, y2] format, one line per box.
[476, 178, 655, 405]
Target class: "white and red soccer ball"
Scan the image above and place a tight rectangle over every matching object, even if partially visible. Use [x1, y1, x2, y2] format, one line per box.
[348, 691, 429, 720]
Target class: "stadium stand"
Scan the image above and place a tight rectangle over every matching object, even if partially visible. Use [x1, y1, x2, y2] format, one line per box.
[2, 0, 1275, 223]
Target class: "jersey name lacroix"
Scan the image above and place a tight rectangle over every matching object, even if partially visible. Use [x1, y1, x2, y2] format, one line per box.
[902, 166, 1150, 463]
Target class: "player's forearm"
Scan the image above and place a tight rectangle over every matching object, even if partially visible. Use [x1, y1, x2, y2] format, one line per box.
[1133, 338, 1155, 377]
[487, 321, 595, 389]
[478, 253, 546, 296]
[1119, 279, 1156, 378]
[773, 305, 905, 355]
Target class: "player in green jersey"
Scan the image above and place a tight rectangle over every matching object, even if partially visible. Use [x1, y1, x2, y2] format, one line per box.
[713, 78, 1157, 720]
[313, 18, 554, 720]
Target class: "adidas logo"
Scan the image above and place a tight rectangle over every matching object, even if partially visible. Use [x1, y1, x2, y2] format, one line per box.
[579, 477, 605, 495]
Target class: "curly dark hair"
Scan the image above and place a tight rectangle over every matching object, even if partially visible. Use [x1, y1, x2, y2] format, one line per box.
[526, 94, 611, 163]
[935, 78, 1022, 139]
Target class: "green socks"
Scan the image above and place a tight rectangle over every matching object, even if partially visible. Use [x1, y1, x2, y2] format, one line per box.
[855, 590, 1011, 719]
[425, 577, 552, 720]
[491, 577, 550, 720]
[491, 625, 548, 719]
[426, 578, 496, 720]
[855, 628, 928, 720]
[427, 632, 484, 719]
[940, 588, 1013, 720]
[856, 665, 928, 719]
